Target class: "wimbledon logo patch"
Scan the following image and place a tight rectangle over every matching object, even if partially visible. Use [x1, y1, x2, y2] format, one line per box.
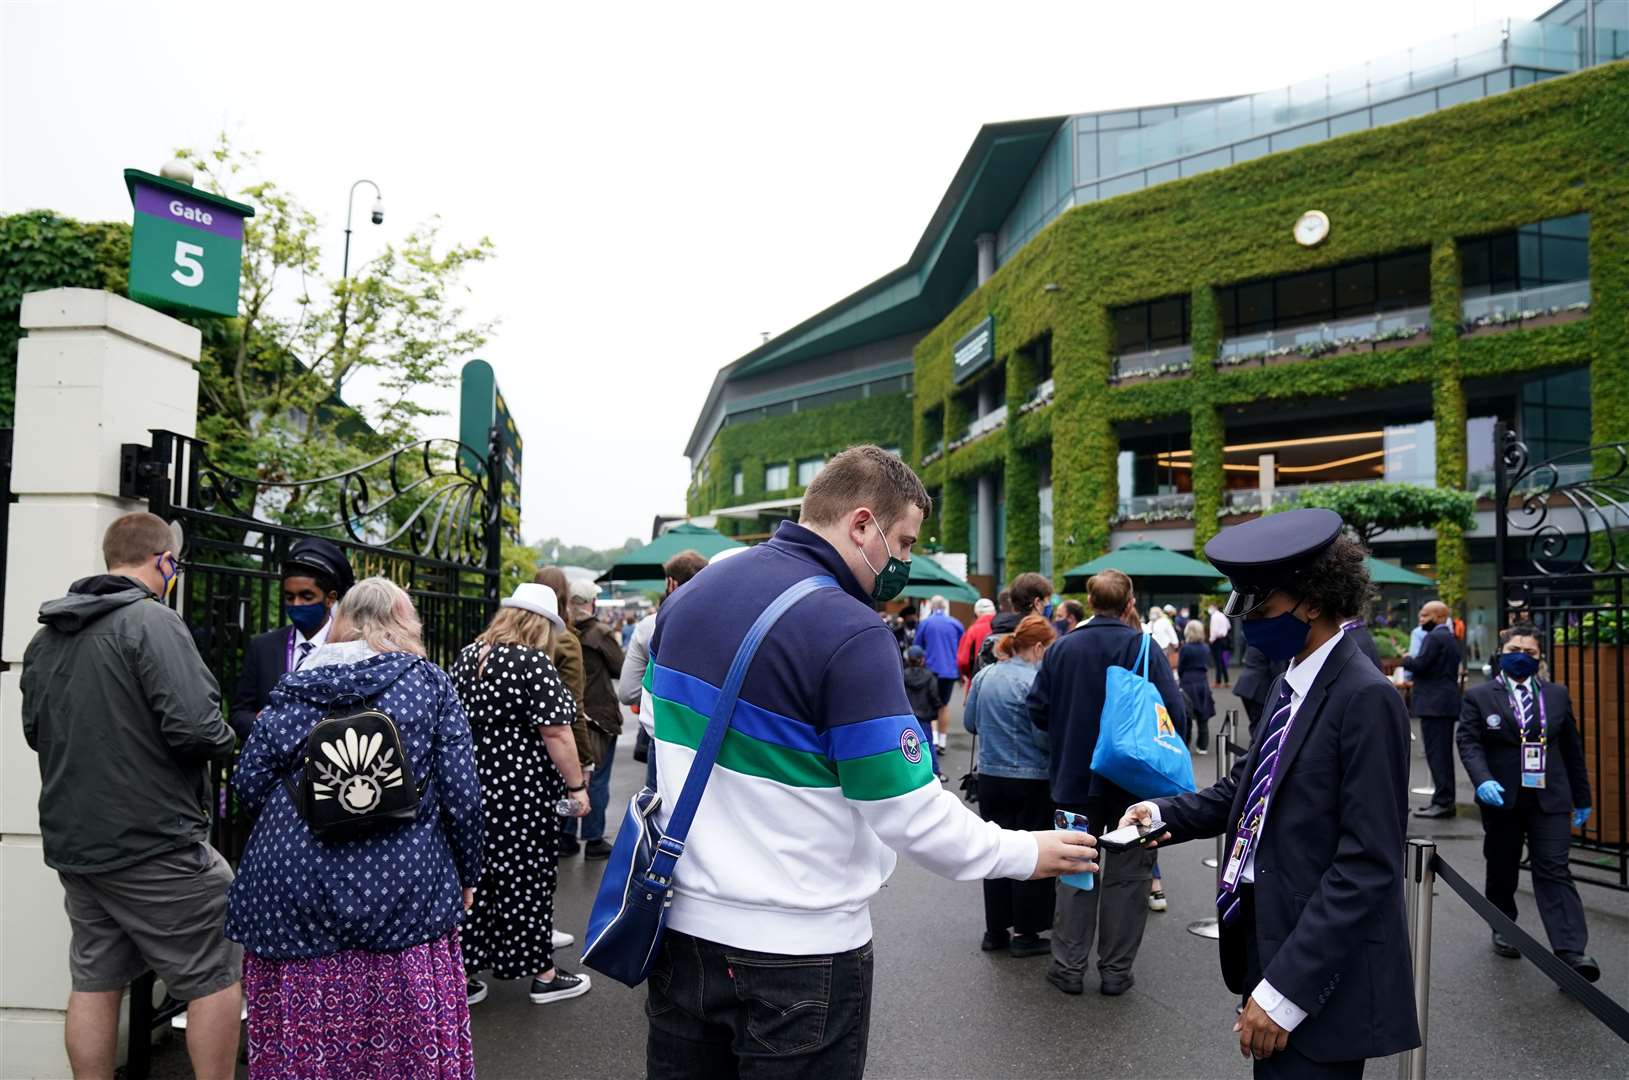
[900, 727, 924, 765]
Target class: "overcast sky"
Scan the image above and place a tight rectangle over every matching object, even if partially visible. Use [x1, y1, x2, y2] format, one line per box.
[2, 0, 1553, 547]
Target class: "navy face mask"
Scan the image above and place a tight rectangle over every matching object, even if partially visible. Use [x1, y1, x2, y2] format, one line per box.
[1241, 604, 1311, 662]
[287, 601, 330, 637]
[1499, 652, 1540, 681]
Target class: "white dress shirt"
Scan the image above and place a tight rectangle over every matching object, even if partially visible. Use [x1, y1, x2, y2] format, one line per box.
[292, 618, 330, 671]
[1150, 617, 1180, 651]
[1136, 628, 1347, 1035]
[1209, 609, 1231, 643]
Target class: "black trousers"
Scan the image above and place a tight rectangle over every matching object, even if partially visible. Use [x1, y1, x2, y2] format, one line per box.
[1480, 793, 1589, 954]
[1243, 696, 1266, 740]
[976, 775, 1055, 936]
[1240, 888, 1366, 1079]
[646, 929, 873, 1080]
[1418, 715, 1458, 808]
[1211, 640, 1230, 685]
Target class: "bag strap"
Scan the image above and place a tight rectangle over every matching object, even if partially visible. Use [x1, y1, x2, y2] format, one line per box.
[646, 574, 837, 883]
[1136, 629, 1152, 680]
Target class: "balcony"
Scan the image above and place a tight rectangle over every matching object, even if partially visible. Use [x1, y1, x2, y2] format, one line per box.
[1019, 377, 1056, 414]
[1111, 344, 1193, 385]
[1461, 280, 1590, 336]
[1115, 492, 1195, 524]
[1218, 305, 1431, 370]
[950, 405, 1008, 452]
[921, 437, 945, 468]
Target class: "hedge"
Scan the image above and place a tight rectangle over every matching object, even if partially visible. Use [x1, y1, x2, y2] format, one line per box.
[909, 60, 1629, 609]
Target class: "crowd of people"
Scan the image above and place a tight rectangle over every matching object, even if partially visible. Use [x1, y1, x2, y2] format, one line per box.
[16, 440, 1604, 1079]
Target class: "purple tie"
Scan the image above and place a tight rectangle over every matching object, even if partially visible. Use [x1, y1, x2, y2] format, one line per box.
[1218, 682, 1294, 924]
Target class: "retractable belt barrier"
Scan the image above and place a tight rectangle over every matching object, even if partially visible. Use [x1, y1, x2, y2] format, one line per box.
[1430, 851, 1629, 1042]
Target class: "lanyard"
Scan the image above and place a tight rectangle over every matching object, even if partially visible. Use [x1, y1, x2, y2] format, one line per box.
[1242, 687, 1300, 833]
[1496, 676, 1547, 744]
[1339, 619, 1363, 631]
[285, 628, 297, 672]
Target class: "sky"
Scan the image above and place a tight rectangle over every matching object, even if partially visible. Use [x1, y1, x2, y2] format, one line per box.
[1, 0, 1556, 548]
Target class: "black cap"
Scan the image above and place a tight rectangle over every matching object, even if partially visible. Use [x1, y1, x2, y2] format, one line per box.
[1205, 508, 1343, 617]
[285, 537, 355, 597]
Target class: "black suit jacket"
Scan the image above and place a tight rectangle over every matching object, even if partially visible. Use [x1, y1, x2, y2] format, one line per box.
[1152, 633, 1420, 1063]
[1231, 646, 1285, 707]
[1456, 679, 1591, 815]
[229, 626, 297, 740]
[1027, 618, 1187, 810]
[1345, 626, 1382, 669]
[1402, 623, 1462, 717]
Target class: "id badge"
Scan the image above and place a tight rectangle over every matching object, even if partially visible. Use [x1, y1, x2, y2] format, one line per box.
[1221, 828, 1252, 892]
[1522, 743, 1546, 788]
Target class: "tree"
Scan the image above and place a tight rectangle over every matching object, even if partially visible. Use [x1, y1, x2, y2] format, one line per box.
[1266, 482, 1476, 547]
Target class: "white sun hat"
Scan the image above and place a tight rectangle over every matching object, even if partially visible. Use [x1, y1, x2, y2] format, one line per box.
[501, 582, 566, 631]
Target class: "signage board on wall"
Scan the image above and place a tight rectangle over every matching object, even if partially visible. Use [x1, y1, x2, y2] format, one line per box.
[460, 359, 524, 537]
[124, 169, 254, 317]
[952, 316, 995, 384]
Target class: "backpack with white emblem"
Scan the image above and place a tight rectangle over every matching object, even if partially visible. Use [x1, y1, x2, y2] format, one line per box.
[283, 696, 427, 842]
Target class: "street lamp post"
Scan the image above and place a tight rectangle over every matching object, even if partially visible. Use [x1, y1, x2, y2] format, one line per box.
[342, 179, 385, 279]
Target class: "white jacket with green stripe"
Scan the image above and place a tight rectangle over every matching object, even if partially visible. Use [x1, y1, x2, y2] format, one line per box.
[645, 523, 1039, 954]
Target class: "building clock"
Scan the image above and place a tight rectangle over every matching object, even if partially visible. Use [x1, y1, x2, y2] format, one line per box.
[1294, 210, 1330, 247]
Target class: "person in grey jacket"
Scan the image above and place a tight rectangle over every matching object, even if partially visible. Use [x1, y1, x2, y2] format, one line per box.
[619, 549, 709, 790]
[20, 512, 241, 1080]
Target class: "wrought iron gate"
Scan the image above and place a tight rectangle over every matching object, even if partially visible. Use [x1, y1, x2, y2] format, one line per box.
[1493, 420, 1628, 890]
[126, 428, 503, 858]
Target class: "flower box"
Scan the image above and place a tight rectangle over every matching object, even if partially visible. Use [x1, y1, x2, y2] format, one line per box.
[1550, 644, 1625, 847]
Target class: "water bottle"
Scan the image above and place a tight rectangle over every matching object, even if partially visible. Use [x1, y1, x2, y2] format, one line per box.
[1055, 809, 1095, 891]
[553, 796, 585, 817]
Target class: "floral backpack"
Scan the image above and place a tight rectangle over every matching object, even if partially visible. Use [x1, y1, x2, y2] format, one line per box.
[283, 696, 426, 842]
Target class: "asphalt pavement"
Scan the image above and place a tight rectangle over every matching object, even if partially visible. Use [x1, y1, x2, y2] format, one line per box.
[149, 683, 1628, 1079]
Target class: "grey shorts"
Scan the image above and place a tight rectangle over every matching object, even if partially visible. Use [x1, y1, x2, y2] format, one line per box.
[58, 842, 243, 999]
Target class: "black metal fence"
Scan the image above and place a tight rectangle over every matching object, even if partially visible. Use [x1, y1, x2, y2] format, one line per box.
[1493, 420, 1628, 891]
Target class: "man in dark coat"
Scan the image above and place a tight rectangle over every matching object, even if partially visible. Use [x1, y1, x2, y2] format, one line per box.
[1232, 645, 1286, 738]
[228, 538, 354, 739]
[1120, 510, 1419, 1078]
[566, 577, 626, 859]
[1456, 624, 1599, 981]
[1027, 568, 1185, 997]
[1403, 600, 1464, 818]
[1340, 618, 1382, 668]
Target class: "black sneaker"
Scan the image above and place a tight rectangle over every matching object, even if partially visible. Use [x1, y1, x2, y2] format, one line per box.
[1100, 973, 1135, 996]
[1556, 951, 1601, 983]
[980, 931, 1010, 952]
[1046, 968, 1084, 995]
[530, 968, 592, 1004]
[1491, 932, 1519, 959]
[466, 978, 488, 1006]
[559, 834, 582, 857]
[1009, 933, 1050, 959]
[583, 839, 613, 861]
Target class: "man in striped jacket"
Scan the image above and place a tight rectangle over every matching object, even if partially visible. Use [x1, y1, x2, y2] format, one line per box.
[642, 445, 1097, 1079]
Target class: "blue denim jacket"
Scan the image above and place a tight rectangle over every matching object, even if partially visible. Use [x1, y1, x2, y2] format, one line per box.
[963, 657, 1049, 780]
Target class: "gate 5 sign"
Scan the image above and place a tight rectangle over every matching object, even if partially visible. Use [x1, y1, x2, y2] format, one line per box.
[124, 169, 255, 318]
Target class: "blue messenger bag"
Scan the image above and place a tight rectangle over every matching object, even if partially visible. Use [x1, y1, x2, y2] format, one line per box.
[581, 574, 837, 987]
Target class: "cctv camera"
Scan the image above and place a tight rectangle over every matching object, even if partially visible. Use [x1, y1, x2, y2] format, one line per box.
[370, 198, 385, 226]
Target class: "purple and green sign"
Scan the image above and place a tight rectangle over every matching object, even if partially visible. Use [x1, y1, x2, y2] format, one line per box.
[124, 169, 255, 317]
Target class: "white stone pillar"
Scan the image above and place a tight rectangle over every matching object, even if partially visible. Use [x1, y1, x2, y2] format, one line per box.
[975, 233, 997, 286]
[1259, 453, 1276, 510]
[1, 289, 200, 1079]
[977, 474, 996, 577]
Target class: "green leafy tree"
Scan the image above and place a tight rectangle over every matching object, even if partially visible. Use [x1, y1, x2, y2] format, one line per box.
[533, 536, 645, 572]
[1266, 482, 1476, 548]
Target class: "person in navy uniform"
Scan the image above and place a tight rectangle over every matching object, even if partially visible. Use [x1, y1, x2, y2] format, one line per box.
[1119, 509, 1419, 1077]
[1232, 645, 1286, 738]
[1456, 623, 1599, 982]
[1403, 600, 1464, 819]
[227, 538, 355, 739]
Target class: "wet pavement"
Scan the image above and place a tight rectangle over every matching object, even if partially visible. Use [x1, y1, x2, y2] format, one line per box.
[150, 684, 1627, 1078]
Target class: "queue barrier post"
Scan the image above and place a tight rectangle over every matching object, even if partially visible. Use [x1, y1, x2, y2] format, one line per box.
[1188, 710, 1237, 940]
[1400, 839, 1436, 1080]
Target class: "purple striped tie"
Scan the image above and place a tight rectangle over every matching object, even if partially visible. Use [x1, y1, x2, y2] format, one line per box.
[1218, 682, 1295, 924]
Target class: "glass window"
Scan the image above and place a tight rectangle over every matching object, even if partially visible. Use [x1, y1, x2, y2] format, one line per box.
[1461, 214, 1588, 296]
[1276, 269, 1333, 323]
[1113, 296, 1191, 354]
[1436, 76, 1483, 108]
[1076, 131, 1099, 180]
[764, 463, 790, 491]
[1329, 109, 1370, 137]
[1038, 458, 1054, 581]
[1146, 161, 1179, 185]
[1113, 306, 1149, 354]
[1383, 422, 1436, 485]
[1233, 136, 1270, 163]
[1376, 250, 1431, 310]
[732, 469, 744, 497]
[1334, 261, 1377, 315]
[1521, 368, 1591, 463]
[1372, 90, 1435, 126]
[763, 400, 795, 419]
[1231, 281, 1275, 334]
[1099, 172, 1146, 199]
[1180, 147, 1231, 178]
[1270, 122, 1327, 153]
[797, 458, 825, 486]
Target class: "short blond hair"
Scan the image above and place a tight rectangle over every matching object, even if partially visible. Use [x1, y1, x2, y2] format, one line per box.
[330, 577, 426, 657]
[477, 606, 555, 653]
[1184, 619, 1207, 644]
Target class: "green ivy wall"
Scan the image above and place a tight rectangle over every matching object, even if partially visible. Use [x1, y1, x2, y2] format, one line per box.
[912, 60, 1629, 608]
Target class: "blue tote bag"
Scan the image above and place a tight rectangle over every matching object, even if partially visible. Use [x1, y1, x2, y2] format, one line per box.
[581, 574, 836, 987]
[1089, 631, 1196, 798]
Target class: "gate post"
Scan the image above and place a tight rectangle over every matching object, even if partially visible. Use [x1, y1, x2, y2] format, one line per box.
[0, 289, 200, 1078]
[485, 424, 503, 604]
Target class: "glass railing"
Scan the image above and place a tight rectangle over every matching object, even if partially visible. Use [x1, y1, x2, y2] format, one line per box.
[1113, 343, 1194, 381]
[1116, 492, 1195, 521]
[958, 404, 1008, 444]
[1461, 279, 1590, 324]
[1027, 377, 1056, 405]
[1218, 305, 1431, 364]
[1101, 20, 1580, 179]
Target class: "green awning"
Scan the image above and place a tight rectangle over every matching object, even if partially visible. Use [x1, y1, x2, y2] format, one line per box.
[1060, 541, 1226, 592]
[597, 523, 745, 582]
[899, 553, 980, 605]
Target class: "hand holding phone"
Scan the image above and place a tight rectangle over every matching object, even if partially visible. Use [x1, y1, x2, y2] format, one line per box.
[1099, 819, 1166, 852]
[1116, 802, 1172, 847]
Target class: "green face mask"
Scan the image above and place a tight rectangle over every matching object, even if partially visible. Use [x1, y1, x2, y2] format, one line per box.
[859, 523, 911, 603]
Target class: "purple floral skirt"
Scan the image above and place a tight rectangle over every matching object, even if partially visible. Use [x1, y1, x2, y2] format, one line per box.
[244, 930, 475, 1079]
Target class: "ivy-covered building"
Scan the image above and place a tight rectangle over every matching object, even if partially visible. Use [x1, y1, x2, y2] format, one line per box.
[685, 4, 1628, 642]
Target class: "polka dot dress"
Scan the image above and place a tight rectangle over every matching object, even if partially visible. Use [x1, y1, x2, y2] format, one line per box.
[449, 642, 576, 980]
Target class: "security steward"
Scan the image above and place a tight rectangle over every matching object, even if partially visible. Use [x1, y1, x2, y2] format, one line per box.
[1456, 623, 1599, 981]
[1120, 509, 1419, 1077]
[228, 537, 355, 739]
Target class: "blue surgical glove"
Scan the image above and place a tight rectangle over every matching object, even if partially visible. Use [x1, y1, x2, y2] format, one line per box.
[1476, 780, 1505, 807]
[1573, 807, 1592, 829]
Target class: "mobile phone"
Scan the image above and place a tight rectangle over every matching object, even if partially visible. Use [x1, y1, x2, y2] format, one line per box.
[1098, 819, 1165, 852]
[1054, 809, 1095, 891]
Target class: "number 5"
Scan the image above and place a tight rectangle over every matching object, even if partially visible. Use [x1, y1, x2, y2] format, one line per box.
[172, 241, 204, 287]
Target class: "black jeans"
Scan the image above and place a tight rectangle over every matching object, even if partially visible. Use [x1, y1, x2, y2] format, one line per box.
[1211, 640, 1230, 684]
[976, 774, 1055, 936]
[646, 929, 873, 1080]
